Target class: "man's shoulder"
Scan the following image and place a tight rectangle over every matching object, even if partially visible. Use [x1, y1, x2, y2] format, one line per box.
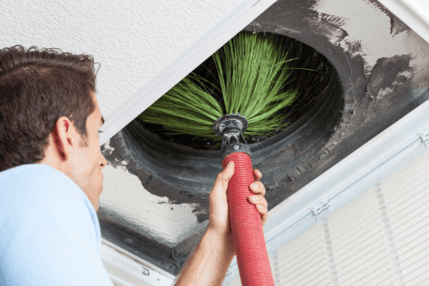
[0, 164, 112, 286]
[0, 163, 77, 190]
[0, 163, 98, 233]
[0, 163, 88, 207]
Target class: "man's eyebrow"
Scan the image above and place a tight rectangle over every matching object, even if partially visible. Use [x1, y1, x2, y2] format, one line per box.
[100, 116, 105, 127]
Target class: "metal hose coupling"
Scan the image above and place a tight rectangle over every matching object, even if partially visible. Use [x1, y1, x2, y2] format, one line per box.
[212, 113, 251, 159]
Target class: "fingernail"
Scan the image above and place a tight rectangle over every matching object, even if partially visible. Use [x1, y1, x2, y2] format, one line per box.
[251, 196, 259, 202]
[251, 183, 258, 190]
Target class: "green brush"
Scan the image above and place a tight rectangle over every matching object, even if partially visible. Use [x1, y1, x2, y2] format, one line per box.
[138, 31, 299, 142]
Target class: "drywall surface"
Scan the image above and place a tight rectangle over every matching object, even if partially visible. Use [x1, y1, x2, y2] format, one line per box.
[225, 149, 429, 285]
[0, 0, 245, 117]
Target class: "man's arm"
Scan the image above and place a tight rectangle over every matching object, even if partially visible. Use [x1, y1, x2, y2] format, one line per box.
[173, 162, 269, 286]
[173, 228, 235, 285]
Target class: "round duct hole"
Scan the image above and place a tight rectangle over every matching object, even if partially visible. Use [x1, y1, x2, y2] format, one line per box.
[106, 31, 343, 200]
[140, 31, 331, 149]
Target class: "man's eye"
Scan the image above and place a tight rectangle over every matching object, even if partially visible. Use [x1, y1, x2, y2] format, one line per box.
[98, 131, 103, 134]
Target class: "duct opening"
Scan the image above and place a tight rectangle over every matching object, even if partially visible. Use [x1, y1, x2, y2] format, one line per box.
[139, 31, 336, 150]
[105, 29, 343, 199]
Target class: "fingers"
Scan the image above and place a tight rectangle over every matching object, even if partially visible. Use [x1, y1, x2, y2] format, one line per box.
[259, 204, 268, 227]
[248, 195, 267, 208]
[247, 195, 268, 227]
[249, 181, 265, 196]
[249, 170, 268, 227]
[253, 169, 262, 181]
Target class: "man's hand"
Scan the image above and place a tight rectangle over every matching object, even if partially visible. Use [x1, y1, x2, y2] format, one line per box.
[207, 161, 269, 253]
[173, 161, 268, 285]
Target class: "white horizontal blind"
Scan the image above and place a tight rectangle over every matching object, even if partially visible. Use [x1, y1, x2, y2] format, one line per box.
[226, 223, 333, 286]
[225, 150, 429, 286]
[275, 223, 332, 285]
[381, 150, 429, 285]
[327, 187, 397, 285]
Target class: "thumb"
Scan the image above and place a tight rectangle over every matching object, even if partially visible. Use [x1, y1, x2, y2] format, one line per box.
[216, 161, 235, 191]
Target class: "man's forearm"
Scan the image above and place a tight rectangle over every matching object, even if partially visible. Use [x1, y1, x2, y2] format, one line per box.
[173, 229, 235, 286]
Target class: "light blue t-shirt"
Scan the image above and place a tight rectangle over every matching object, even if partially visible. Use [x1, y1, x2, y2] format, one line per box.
[0, 164, 113, 286]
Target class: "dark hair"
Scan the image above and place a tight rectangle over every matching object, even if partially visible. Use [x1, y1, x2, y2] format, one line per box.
[0, 45, 98, 172]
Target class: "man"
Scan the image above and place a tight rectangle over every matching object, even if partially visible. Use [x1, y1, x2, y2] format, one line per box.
[0, 46, 269, 285]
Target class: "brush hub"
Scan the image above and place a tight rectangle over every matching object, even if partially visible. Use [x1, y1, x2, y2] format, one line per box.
[213, 114, 251, 159]
[212, 114, 248, 137]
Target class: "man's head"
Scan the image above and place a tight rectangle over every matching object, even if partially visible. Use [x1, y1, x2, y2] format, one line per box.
[0, 45, 107, 211]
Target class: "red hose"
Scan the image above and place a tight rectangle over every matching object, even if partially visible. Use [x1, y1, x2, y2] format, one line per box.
[222, 152, 275, 286]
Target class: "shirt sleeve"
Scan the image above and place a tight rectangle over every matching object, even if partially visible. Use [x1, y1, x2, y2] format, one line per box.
[0, 165, 114, 286]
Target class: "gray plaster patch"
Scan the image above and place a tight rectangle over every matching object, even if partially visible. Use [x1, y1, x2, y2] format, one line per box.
[367, 55, 413, 100]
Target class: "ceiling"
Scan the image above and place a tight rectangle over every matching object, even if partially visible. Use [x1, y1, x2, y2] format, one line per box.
[0, 0, 244, 117]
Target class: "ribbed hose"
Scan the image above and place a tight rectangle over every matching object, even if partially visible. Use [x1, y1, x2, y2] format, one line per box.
[222, 152, 275, 286]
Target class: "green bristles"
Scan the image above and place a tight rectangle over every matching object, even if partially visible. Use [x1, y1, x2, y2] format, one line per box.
[138, 75, 224, 139]
[138, 32, 299, 140]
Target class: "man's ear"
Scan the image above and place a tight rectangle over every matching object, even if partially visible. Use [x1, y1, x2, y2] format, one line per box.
[51, 116, 77, 161]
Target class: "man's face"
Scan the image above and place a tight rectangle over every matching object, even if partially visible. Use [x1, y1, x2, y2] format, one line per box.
[70, 92, 107, 211]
